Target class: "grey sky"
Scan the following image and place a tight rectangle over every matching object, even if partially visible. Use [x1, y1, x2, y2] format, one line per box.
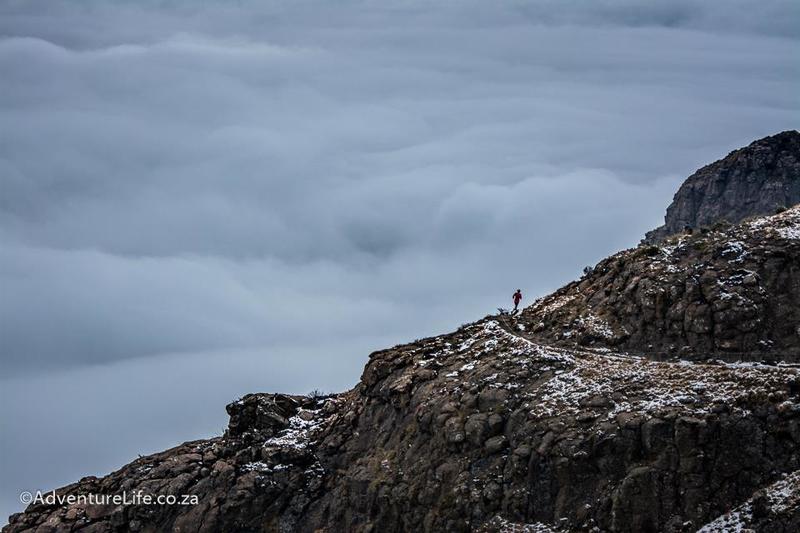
[1, 0, 799, 522]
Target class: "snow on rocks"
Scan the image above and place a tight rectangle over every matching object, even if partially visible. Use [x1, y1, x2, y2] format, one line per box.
[263, 407, 325, 450]
[528, 345, 798, 419]
[746, 204, 800, 240]
[648, 237, 689, 274]
[565, 313, 616, 340]
[428, 318, 798, 422]
[531, 294, 577, 315]
[479, 516, 559, 532]
[720, 240, 749, 263]
[778, 224, 800, 240]
[698, 470, 800, 532]
[241, 461, 288, 473]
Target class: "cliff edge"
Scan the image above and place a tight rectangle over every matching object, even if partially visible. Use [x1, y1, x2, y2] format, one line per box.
[645, 130, 800, 243]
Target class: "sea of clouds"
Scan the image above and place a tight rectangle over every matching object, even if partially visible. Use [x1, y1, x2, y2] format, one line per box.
[1, 0, 798, 522]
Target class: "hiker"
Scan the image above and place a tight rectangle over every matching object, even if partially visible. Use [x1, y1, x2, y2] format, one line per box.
[512, 289, 522, 312]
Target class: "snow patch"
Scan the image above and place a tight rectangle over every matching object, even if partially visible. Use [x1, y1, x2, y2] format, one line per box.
[264, 408, 323, 451]
[698, 470, 800, 532]
[532, 294, 576, 315]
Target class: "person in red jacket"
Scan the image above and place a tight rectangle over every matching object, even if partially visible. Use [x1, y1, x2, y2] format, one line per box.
[512, 289, 522, 312]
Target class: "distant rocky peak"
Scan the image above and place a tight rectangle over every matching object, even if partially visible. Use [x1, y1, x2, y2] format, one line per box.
[645, 130, 800, 243]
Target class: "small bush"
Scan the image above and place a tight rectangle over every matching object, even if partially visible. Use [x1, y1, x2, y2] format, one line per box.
[633, 245, 660, 258]
[711, 219, 731, 231]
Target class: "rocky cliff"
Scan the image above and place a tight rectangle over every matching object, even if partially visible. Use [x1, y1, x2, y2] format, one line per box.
[6, 141, 800, 533]
[520, 206, 800, 363]
[645, 130, 800, 243]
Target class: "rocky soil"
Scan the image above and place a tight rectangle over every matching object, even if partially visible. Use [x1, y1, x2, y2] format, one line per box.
[645, 130, 800, 243]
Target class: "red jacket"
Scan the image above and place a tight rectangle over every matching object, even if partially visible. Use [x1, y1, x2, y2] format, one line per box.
[513, 292, 522, 304]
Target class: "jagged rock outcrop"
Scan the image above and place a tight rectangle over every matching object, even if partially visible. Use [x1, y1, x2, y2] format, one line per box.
[697, 469, 800, 532]
[6, 140, 800, 533]
[6, 393, 338, 533]
[645, 130, 800, 243]
[520, 205, 800, 363]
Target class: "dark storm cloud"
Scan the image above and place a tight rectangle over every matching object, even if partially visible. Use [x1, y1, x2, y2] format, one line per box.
[1, 0, 799, 522]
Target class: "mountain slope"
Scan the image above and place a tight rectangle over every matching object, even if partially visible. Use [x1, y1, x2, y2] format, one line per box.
[645, 130, 800, 243]
[6, 206, 800, 533]
[519, 205, 800, 362]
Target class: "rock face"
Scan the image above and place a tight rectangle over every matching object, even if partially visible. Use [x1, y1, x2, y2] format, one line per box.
[698, 470, 800, 533]
[645, 130, 800, 243]
[520, 205, 800, 362]
[6, 393, 337, 533]
[6, 139, 800, 533]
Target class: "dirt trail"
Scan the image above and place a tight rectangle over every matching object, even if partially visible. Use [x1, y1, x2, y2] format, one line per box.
[494, 309, 800, 369]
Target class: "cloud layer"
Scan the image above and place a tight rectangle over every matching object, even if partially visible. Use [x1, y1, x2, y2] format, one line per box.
[1, 0, 798, 521]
